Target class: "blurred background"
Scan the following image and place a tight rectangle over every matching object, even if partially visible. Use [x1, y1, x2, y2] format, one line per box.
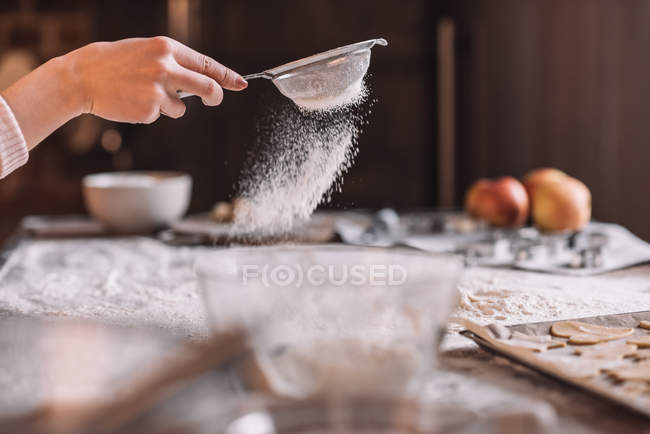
[1, 0, 649, 241]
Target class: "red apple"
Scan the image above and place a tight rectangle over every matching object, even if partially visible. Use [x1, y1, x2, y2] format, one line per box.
[531, 176, 591, 232]
[522, 168, 567, 199]
[465, 179, 492, 217]
[465, 177, 529, 227]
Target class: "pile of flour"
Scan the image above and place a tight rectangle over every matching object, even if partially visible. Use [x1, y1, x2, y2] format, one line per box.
[232, 82, 369, 238]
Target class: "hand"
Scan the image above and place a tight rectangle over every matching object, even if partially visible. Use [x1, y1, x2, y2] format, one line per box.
[2, 36, 247, 149]
[67, 36, 248, 123]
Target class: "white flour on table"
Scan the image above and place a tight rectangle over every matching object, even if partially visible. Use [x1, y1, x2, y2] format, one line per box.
[454, 266, 650, 325]
[0, 238, 209, 339]
[4, 238, 650, 343]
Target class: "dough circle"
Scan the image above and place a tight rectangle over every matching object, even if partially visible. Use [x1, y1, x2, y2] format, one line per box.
[627, 335, 650, 348]
[574, 341, 637, 360]
[550, 321, 634, 345]
[608, 362, 650, 382]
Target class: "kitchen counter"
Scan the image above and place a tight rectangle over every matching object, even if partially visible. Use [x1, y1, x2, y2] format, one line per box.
[1, 235, 650, 432]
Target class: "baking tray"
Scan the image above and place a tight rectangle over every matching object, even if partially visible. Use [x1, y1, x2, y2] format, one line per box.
[461, 310, 650, 419]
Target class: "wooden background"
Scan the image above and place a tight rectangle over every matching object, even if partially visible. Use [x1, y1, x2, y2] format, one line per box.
[4, 1, 650, 241]
[451, 0, 650, 239]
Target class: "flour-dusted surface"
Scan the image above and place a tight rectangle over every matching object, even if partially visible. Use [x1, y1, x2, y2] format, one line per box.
[0, 237, 210, 338]
[3, 238, 650, 431]
[455, 265, 650, 326]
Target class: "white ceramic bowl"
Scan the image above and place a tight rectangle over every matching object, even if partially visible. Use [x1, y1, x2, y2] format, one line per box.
[82, 171, 192, 234]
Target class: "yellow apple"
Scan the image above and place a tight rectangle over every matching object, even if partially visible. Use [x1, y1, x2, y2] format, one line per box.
[522, 168, 567, 199]
[531, 176, 591, 232]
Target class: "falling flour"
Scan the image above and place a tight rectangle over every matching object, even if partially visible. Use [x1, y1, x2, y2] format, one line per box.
[233, 81, 370, 238]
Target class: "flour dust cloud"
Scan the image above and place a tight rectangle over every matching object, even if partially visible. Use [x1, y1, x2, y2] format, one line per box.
[233, 81, 371, 238]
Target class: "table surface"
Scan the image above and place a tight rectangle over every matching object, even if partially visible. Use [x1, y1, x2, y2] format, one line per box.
[2, 236, 650, 433]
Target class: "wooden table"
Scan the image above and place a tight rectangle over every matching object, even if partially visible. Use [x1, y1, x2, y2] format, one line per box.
[2, 234, 650, 432]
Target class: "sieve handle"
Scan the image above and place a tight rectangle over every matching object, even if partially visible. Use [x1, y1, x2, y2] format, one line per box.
[177, 71, 271, 99]
[242, 72, 273, 80]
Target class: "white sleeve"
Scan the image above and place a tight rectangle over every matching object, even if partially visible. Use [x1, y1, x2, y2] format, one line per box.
[0, 95, 28, 179]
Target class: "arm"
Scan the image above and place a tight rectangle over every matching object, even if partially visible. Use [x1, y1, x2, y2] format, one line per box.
[1, 55, 81, 151]
[1, 36, 247, 152]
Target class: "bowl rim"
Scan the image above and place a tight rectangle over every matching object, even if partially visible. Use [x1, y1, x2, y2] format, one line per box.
[194, 243, 465, 277]
[82, 171, 191, 189]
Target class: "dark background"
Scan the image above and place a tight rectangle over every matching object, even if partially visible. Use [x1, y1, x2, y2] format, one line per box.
[1, 0, 650, 241]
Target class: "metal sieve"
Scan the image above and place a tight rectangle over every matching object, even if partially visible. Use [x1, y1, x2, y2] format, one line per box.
[179, 38, 387, 102]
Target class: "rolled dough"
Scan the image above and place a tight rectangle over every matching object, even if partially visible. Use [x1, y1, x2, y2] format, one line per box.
[574, 341, 638, 360]
[639, 320, 650, 330]
[497, 331, 566, 352]
[607, 362, 650, 382]
[629, 348, 650, 361]
[550, 321, 634, 345]
[536, 355, 615, 379]
[626, 335, 650, 348]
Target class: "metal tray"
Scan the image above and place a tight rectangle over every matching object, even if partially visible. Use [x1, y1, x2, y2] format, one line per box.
[461, 310, 650, 419]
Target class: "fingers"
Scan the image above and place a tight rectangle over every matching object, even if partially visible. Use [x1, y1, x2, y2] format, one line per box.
[170, 41, 247, 91]
[159, 91, 187, 119]
[167, 66, 224, 106]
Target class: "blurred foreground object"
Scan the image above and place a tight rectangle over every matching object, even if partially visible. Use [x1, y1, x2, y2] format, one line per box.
[196, 245, 463, 399]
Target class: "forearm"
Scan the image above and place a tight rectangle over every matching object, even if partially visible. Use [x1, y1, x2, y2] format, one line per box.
[1, 55, 84, 150]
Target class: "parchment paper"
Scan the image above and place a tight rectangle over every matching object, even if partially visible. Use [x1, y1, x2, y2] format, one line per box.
[464, 311, 650, 419]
